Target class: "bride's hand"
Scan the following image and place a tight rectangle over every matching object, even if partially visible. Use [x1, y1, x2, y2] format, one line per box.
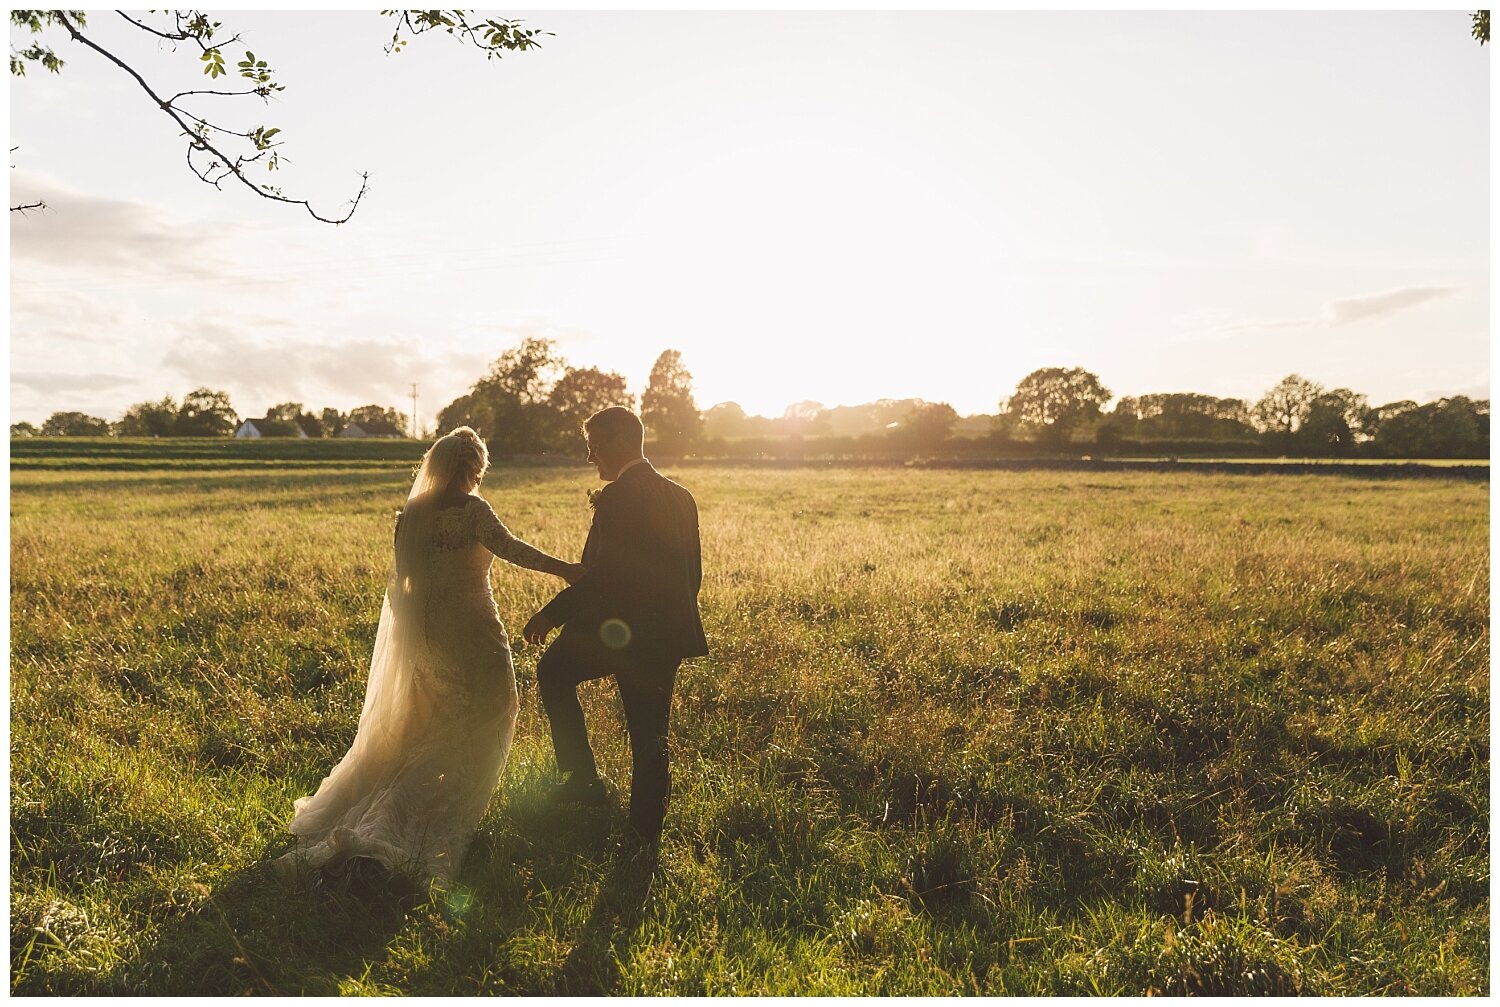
[560, 561, 587, 585]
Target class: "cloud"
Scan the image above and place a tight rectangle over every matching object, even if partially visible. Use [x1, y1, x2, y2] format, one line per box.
[9, 285, 126, 344]
[1324, 286, 1461, 326]
[9, 170, 236, 284]
[160, 319, 496, 415]
[1198, 285, 1463, 337]
[12, 371, 140, 394]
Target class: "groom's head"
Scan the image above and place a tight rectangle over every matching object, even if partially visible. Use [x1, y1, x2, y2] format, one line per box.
[583, 406, 645, 481]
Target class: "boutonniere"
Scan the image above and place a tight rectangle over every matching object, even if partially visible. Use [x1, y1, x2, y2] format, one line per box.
[587, 489, 602, 510]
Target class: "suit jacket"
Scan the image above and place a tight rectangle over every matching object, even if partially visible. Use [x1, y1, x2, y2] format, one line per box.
[541, 461, 709, 661]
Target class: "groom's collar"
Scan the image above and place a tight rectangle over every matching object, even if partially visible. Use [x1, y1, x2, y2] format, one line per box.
[615, 457, 651, 480]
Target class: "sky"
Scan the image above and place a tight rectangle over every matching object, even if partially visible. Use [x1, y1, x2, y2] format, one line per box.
[7, 10, 1491, 430]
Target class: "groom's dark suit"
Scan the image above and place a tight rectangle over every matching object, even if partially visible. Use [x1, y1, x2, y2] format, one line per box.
[536, 459, 707, 839]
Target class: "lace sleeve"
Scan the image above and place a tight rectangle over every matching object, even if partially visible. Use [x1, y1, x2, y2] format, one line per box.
[470, 497, 554, 571]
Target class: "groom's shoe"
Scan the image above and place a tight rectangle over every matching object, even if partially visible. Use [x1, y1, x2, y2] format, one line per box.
[548, 772, 609, 808]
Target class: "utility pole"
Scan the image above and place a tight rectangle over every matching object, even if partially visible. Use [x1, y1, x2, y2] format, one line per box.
[410, 383, 419, 439]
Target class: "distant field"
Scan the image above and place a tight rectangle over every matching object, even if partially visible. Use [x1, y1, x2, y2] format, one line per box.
[8, 436, 1489, 472]
[9, 444, 1490, 994]
[9, 436, 429, 470]
[1106, 456, 1489, 467]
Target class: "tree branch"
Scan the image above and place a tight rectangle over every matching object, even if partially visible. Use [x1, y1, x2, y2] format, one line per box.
[9, 145, 44, 211]
[169, 87, 272, 102]
[115, 11, 241, 53]
[56, 11, 366, 224]
[16, 11, 540, 224]
[382, 9, 548, 59]
[175, 108, 266, 142]
[115, 10, 190, 43]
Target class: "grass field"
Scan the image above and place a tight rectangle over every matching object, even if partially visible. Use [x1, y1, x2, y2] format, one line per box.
[9, 441, 1490, 994]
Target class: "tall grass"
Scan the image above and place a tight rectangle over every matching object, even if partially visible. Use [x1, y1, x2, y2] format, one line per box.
[10, 458, 1488, 994]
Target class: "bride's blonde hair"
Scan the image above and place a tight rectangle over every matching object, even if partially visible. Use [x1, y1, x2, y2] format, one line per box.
[418, 426, 489, 493]
[393, 428, 487, 592]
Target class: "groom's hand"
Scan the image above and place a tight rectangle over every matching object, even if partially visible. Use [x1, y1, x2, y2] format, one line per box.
[523, 612, 555, 646]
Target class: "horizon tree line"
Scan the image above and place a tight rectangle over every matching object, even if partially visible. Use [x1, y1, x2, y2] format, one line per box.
[15, 394, 412, 441]
[993, 367, 1488, 460]
[431, 340, 703, 457]
[15, 351, 1490, 460]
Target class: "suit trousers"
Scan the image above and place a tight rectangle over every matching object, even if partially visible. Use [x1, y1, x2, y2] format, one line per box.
[536, 627, 680, 838]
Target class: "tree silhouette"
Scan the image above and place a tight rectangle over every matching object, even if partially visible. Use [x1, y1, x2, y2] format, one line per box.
[780, 401, 830, 439]
[114, 396, 179, 437]
[1128, 393, 1254, 439]
[348, 404, 408, 435]
[895, 401, 959, 452]
[295, 410, 325, 437]
[435, 392, 479, 440]
[641, 349, 703, 455]
[41, 411, 110, 436]
[1359, 400, 1414, 443]
[1368, 396, 1488, 458]
[991, 404, 1022, 445]
[1005, 367, 1112, 449]
[320, 407, 348, 437]
[1252, 374, 1322, 437]
[549, 365, 634, 440]
[173, 388, 238, 436]
[1298, 388, 1368, 454]
[703, 402, 749, 440]
[1429, 396, 1487, 456]
[438, 337, 566, 454]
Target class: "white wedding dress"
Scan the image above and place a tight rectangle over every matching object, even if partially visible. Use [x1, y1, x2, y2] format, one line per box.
[275, 488, 554, 885]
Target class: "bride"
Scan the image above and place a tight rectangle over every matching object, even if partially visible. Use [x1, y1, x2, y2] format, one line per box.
[275, 426, 581, 886]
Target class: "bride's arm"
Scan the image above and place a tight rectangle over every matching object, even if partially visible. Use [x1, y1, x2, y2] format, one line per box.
[470, 497, 580, 582]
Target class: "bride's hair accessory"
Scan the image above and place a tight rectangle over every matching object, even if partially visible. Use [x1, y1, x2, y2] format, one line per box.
[420, 426, 490, 493]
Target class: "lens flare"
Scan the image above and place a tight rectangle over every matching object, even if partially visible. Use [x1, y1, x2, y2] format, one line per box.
[600, 618, 632, 650]
[443, 885, 474, 921]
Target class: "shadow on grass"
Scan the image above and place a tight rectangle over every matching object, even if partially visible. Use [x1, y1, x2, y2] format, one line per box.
[129, 800, 631, 996]
[383, 785, 653, 995]
[492, 790, 658, 996]
[554, 844, 658, 994]
[115, 845, 413, 995]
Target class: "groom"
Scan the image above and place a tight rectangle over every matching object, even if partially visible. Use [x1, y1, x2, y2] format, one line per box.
[523, 406, 708, 845]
